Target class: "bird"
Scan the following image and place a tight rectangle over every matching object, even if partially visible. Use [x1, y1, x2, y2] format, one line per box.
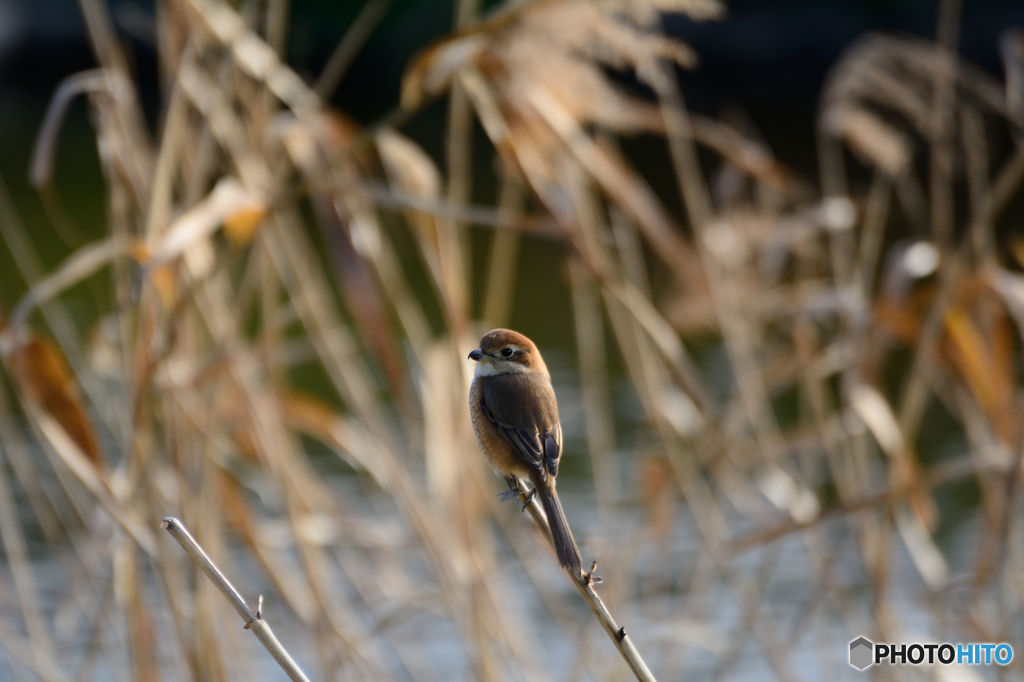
[468, 328, 583, 575]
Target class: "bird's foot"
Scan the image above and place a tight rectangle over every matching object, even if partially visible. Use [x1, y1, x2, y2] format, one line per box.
[520, 488, 536, 512]
[498, 476, 524, 502]
[497, 489, 521, 502]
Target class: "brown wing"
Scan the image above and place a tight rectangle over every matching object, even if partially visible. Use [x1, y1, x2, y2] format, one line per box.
[480, 373, 562, 479]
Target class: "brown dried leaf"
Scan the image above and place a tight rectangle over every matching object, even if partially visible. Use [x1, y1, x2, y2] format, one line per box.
[9, 334, 103, 470]
[944, 305, 1015, 443]
[222, 205, 267, 247]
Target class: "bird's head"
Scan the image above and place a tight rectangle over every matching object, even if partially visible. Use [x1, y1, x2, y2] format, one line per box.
[468, 329, 548, 377]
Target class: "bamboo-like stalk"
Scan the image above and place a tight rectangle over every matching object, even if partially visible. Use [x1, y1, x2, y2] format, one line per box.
[507, 479, 658, 682]
[161, 517, 312, 682]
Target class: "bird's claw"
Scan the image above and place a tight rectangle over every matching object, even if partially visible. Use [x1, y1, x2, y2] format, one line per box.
[499, 476, 524, 503]
[497, 476, 536, 510]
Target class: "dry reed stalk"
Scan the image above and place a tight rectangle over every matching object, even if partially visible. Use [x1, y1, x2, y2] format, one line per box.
[162, 517, 311, 682]
[508, 479, 658, 682]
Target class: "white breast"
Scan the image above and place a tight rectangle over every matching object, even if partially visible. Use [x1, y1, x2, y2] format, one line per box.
[474, 361, 501, 377]
[474, 360, 528, 377]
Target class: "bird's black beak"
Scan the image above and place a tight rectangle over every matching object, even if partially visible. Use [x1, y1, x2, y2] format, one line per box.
[468, 349, 484, 361]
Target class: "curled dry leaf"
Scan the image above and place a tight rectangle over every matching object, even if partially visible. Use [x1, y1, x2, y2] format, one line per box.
[148, 177, 265, 268]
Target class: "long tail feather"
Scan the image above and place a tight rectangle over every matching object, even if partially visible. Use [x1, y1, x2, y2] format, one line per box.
[539, 484, 582, 575]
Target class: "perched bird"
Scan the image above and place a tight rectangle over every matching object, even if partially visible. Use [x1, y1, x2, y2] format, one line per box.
[468, 329, 583, 575]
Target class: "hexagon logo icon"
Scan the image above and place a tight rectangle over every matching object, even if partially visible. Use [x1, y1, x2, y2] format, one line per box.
[849, 637, 873, 670]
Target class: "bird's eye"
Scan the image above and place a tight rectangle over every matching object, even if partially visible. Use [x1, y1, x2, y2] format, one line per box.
[501, 347, 514, 358]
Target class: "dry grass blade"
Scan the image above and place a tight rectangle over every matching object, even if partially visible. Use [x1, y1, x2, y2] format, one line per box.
[315, 0, 395, 100]
[4, 237, 138, 332]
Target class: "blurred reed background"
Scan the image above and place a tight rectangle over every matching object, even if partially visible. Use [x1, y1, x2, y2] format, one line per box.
[0, 0, 1023, 679]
